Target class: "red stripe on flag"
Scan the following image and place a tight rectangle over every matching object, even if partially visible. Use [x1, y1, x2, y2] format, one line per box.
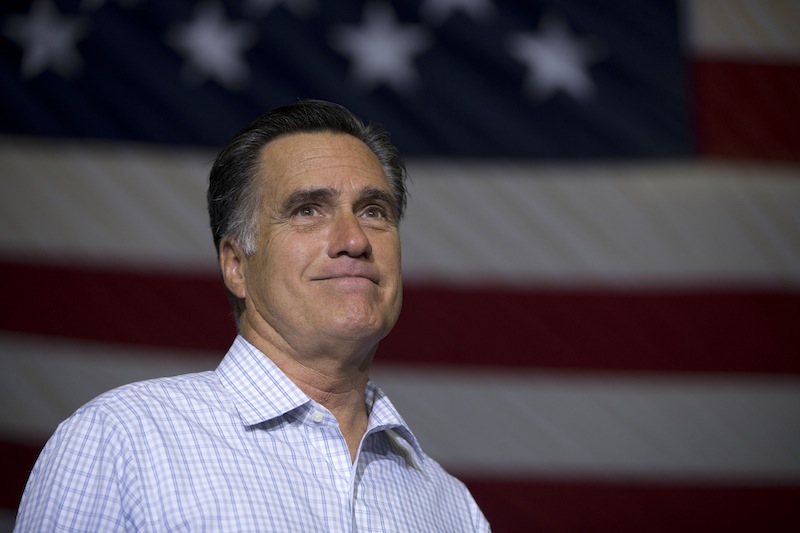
[2, 259, 799, 373]
[387, 284, 800, 373]
[463, 476, 800, 532]
[0, 258, 236, 351]
[692, 58, 800, 161]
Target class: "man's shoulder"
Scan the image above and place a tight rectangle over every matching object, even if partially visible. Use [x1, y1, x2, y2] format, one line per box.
[72, 370, 223, 425]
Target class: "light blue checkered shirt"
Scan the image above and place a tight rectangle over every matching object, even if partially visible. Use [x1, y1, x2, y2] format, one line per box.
[15, 336, 490, 532]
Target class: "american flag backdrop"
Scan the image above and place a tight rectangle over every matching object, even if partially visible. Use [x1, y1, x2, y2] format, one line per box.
[1, 0, 799, 531]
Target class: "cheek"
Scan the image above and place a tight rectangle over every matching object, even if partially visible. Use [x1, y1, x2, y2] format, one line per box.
[263, 234, 320, 284]
[379, 235, 402, 275]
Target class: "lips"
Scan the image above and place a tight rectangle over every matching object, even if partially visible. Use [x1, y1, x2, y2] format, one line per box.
[313, 266, 380, 285]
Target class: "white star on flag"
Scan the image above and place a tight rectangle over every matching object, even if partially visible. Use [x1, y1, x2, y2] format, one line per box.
[166, 2, 257, 91]
[508, 15, 605, 102]
[419, 0, 495, 25]
[329, 2, 431, 94]
[3, 0, 88, 79]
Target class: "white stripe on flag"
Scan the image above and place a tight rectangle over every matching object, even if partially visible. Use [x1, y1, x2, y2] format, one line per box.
[3, 332, 798, 482]
[373, 364, 800, 482]
[687, 0, 800, 58]
[4, 137, 799, 286]
[402, 160, 800, 286]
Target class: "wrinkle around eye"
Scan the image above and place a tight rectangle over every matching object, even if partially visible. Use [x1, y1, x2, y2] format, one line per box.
[360, 215, 399, 233]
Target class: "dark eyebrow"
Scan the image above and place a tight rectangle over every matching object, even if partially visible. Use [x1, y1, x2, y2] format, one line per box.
[361, 187, 396, 207]
[280, 187, 337, 213]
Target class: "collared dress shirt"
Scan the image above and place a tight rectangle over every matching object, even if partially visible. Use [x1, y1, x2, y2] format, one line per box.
[15, 336, 490, 532]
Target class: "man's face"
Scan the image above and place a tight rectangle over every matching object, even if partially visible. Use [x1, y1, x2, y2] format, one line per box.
[236, 132, 402, 357]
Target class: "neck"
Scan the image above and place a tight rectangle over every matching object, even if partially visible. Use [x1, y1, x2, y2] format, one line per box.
[240, 323, 374, 462]
[296, 376, 370, 463]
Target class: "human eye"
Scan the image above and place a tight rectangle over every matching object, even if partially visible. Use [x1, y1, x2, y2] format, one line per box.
[359, 188, 398, 224]
[294, 204, 321, 217]
[362, 205, 387, 219]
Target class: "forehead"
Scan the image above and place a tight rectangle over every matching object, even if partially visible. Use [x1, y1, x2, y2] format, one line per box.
[257, 132, 389, 194]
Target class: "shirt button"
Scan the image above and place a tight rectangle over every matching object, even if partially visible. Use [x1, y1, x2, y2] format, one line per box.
[312, 411, 324, 423]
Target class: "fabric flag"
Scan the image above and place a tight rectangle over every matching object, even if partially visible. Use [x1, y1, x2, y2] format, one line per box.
[1, 1, 799, 531]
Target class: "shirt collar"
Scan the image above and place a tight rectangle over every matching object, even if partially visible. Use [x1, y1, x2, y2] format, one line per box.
[364, 381, 427, 469]
[217, 335, 426, 467]
[216, 335, 310, 427]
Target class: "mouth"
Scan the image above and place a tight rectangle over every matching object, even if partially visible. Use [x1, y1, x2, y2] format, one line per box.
[314, 268, 380, 285]
[318, 274, 379, 285]
[313, 261, 382, 286]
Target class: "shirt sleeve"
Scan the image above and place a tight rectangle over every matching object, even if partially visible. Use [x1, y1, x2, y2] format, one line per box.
[15, 404, 139, 532]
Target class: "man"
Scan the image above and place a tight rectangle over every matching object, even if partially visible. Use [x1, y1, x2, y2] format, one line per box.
[15, 100, 491, 531]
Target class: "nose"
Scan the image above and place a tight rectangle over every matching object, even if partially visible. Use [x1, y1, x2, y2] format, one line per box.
[327, 212, 372, 258]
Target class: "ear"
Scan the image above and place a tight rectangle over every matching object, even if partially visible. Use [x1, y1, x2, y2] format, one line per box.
[219, 238, 248, 299]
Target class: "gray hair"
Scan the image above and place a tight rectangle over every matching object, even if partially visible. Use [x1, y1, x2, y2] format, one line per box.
[207, 100, 408, 321]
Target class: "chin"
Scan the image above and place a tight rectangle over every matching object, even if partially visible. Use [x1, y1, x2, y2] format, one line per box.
[326, 298, 400, 341]
[327, 315, 392, 343]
